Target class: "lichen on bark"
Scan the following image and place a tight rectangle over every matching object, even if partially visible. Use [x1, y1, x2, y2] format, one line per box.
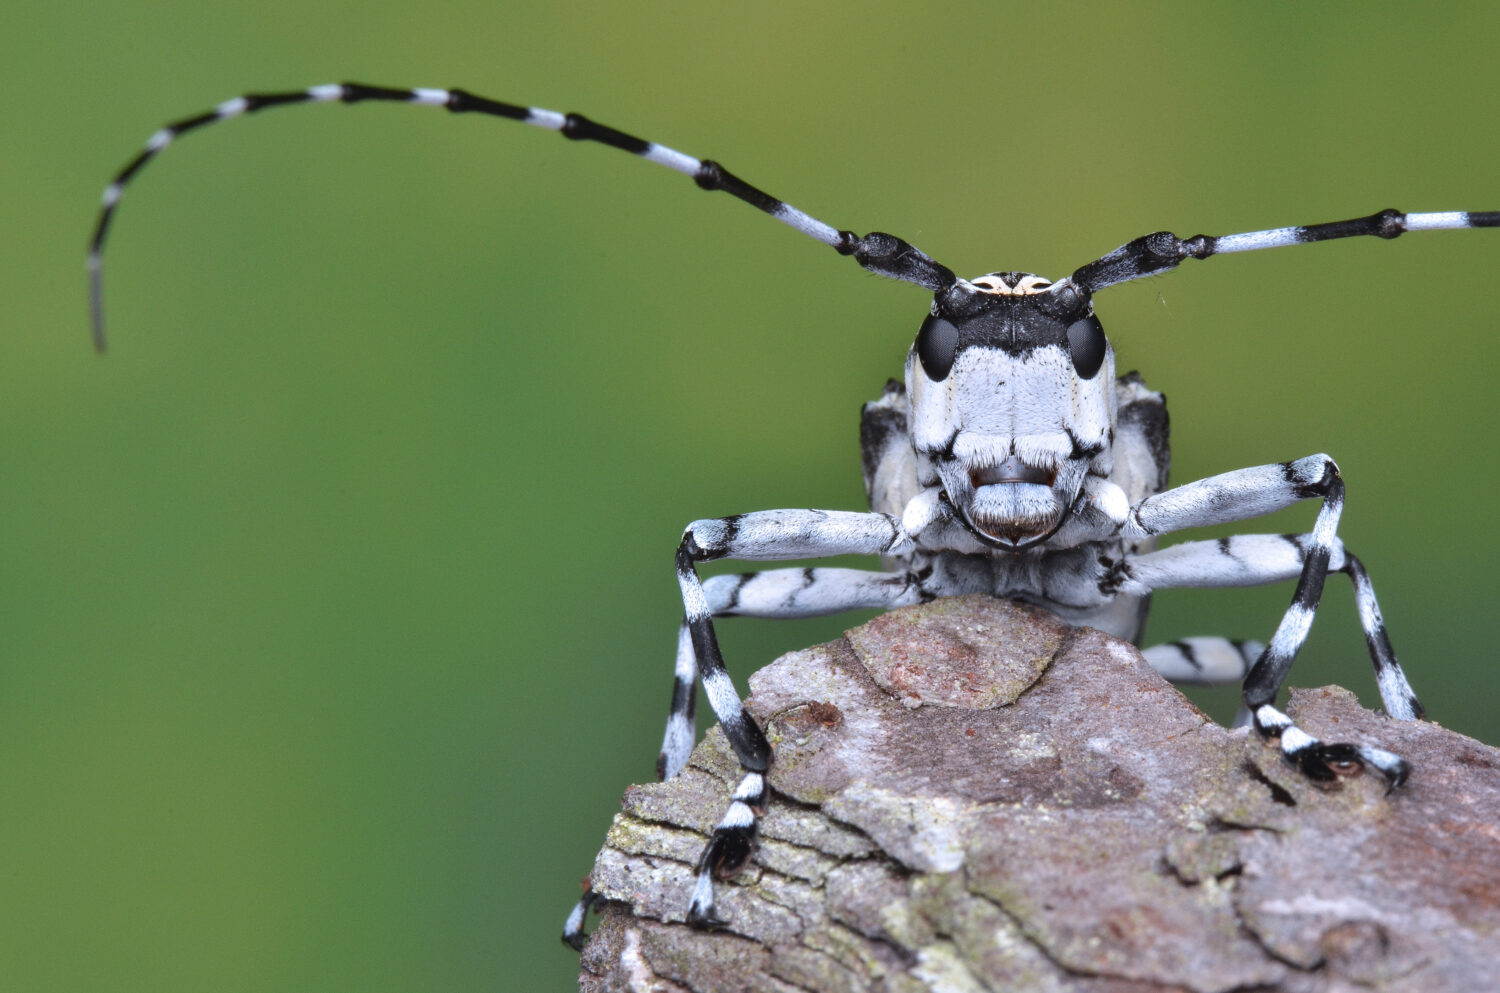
[578, 595, 1500, 993]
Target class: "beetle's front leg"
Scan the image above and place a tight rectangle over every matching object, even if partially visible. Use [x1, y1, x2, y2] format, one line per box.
[658, 566, 927, 781]
[562, 510, 917, 948]
[676, 510, 910, 927]
[1118, 455, 1416, 789]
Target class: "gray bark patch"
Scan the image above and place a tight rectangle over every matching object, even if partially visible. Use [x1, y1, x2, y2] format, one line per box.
[579, 595, 1500, 993]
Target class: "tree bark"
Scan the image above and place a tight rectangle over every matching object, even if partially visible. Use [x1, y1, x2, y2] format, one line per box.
[576, 595, 1500, 993]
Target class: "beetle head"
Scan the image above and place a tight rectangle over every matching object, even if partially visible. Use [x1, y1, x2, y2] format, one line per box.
[905, 273, 1114, 549]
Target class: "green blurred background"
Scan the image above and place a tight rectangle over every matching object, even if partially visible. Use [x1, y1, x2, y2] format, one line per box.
[4, 2, 1498, 989]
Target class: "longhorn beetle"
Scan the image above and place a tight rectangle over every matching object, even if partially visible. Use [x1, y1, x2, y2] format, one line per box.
[87, 83, 1498, 950]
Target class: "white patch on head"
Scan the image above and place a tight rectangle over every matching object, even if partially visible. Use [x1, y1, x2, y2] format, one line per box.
[967, 271, 1055, 295]
[906, 333, 1115, 545]
[911, 346, 1111, 447]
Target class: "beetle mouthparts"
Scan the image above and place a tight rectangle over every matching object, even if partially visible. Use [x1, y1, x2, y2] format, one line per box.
[970, 457, 1056, 488]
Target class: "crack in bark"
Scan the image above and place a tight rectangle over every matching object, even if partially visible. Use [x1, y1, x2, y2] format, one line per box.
[961, 881, 1185, 989]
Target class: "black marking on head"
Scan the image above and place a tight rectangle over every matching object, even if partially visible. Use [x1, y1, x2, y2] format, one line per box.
[1066, 315, 1107, 379]
[923, 284, 1098, 369]
[1217, 537, 1233, 556]
[935, 428, 960, 462]
[1065, 428, 1106, 462]
[915, 313, 960, 381]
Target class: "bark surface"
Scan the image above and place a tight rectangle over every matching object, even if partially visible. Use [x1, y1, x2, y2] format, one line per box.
[577, 595, 1500, 992]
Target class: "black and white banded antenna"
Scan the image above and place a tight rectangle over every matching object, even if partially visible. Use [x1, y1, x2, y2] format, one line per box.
[86, 83, 959, 352]
[88, 83, 1500, 352]
[1069, 209, 1500, 293]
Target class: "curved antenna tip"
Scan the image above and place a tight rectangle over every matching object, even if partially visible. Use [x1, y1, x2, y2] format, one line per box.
[88, 256, 108, 353]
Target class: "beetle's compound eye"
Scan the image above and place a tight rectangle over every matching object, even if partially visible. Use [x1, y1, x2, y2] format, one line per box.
[1066, 315, 1106, 379]
[916, 314, 960, 381]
